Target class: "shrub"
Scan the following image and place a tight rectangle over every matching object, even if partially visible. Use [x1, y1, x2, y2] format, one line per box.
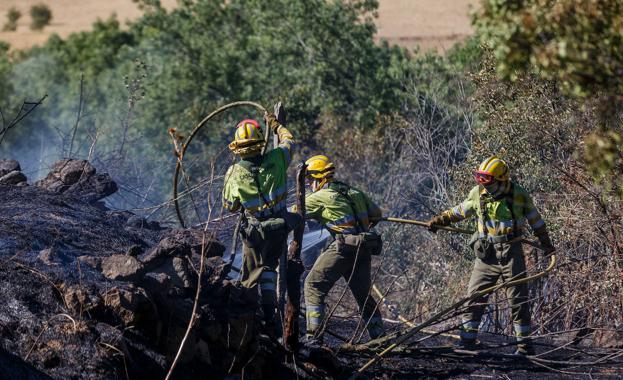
[29, 4, 52, 31]
[2, 7, 21, 32]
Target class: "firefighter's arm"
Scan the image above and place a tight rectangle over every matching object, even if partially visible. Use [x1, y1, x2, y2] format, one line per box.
[265, 112, 295, 163]
[428, 187, 479, 232]
[365, 194, 383, 227]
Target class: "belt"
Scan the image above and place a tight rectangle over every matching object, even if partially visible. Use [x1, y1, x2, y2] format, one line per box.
[486, 233, 517, 244]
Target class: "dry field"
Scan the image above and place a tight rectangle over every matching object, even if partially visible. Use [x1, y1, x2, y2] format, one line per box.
[0, 0, 477, 52]
[376, 0, 477, 52]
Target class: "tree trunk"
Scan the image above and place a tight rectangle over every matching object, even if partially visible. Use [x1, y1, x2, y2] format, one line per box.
[283, 163, 306, 352]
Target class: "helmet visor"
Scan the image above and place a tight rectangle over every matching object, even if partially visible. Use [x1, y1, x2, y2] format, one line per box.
[473, 171, 495, 186]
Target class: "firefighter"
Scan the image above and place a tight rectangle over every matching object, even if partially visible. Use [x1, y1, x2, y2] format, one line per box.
[428, 156, 555, 355]
[222, 113, 297, 328]
[301, 155, 385, 341]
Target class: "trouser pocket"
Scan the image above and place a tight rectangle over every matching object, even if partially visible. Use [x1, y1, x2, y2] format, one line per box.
[469, 232, 494, 260]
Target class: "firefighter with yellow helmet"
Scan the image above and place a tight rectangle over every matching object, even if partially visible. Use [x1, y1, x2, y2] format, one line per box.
[222, 114, 297, 328]
[428, 156, 555, 355]
[301, 155, 385, 341]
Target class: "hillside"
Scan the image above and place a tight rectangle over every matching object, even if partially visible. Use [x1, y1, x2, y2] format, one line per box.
[0, 0, 476, 51]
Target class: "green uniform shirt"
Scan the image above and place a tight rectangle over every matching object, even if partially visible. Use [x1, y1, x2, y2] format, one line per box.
[442, 183, 545, 238]
[223, 125, 294, 218]
[304, 180, 382, 234]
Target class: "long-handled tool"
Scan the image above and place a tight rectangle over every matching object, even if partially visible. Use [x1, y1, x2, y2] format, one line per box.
[382, 216, 473, 235]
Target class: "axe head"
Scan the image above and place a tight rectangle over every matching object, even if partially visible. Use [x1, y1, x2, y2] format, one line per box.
[274, 102, 287, 126]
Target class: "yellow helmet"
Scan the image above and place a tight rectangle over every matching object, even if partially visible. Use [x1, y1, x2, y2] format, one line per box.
[474, 156, 510, 185]
[229, 119, 265, 157]
[305, 155, 335, 180]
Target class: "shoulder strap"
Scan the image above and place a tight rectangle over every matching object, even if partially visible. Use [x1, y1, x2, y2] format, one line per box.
[331, 182, 365, 233]
[479, 190, 489, 239]
[505, 183, 518, 237]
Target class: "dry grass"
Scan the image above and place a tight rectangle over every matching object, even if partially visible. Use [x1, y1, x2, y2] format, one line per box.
[375, 0, 478, 52]
[0, 0, 476, 52]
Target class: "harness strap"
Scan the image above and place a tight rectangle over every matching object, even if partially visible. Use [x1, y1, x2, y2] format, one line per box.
[479, 183, 518, 240]
[238, 157, 272, 213]
[331, 182, 365, 234]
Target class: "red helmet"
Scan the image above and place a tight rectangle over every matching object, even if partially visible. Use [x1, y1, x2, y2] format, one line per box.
[236, 119, 261, 131]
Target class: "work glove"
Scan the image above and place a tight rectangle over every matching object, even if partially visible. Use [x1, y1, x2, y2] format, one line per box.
[427, 215, 449, 233]
[264, 112, 280, 132]
[537, 231, 555, 255]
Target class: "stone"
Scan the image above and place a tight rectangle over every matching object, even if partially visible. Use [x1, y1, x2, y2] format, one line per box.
[141, 229, 224, 272]
[101, 254, 144, 281]
[102, 286, 157, 327]
[34, 159, 117, 203]
[0, 171, 27, 186]
[38, 248, 59, 266]
[63, 285, 103, 316]
[0, 159, 20, 177]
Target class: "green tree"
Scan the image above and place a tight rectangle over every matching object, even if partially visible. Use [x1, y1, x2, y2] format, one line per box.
[30, 4, 52, 31]
[3, 7, 21, 32]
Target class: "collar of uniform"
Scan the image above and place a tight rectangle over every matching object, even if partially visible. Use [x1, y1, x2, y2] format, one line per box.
[480, 181, 513, 201]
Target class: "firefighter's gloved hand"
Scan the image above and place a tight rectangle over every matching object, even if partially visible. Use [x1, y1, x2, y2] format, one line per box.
[427, 215, 448, 233]
[537, 231, 555, 255]
[264, 112, 279, 132]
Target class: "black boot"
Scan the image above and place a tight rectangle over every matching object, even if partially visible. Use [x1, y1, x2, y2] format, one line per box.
[514, 342, 535, 356]
[454, 338, 480, 351]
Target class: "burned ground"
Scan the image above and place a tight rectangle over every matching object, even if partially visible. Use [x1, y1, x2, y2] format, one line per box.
[0, 160, 297, 379]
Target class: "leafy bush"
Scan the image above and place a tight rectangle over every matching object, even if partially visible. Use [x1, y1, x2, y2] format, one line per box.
[473, 0, 623, 191]
[3, 7, 21, 32]
[29, 4, 52, 31]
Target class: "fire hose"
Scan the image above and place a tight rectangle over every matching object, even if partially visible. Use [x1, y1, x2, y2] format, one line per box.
[354, 217, 558, 377]
[173, 101, 267, 227]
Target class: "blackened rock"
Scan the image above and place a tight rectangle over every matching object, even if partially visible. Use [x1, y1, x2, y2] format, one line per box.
[141, 272, 171, 295]
[35, 159, 118, 203]
[102, 285, 158, 327]
[141, 229, 224, 272]
[0, 159, 20, 177]
[126, 244, 144, 256]
[63, 284, 104, 316]
[127, 216, 162, 230]
[0, 170, 27, 186]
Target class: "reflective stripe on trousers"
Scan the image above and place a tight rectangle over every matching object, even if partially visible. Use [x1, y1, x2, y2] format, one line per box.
[460, 319, 480, 341]
[514, 323, 531, 342]
[306, 304, 324, 334]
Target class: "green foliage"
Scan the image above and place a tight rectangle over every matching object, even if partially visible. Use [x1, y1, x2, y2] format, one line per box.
[0, 0, 410, 207]
[29, 4, 52, 31]
[584, 130, 623, 195]
[0, 42, 12, 101]
[473, 0, 623, 98]
[3, 7, 21, 32]
[473, 0, 623, 194]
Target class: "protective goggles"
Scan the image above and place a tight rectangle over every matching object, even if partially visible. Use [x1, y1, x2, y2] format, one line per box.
[473, 171, 495, 186]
